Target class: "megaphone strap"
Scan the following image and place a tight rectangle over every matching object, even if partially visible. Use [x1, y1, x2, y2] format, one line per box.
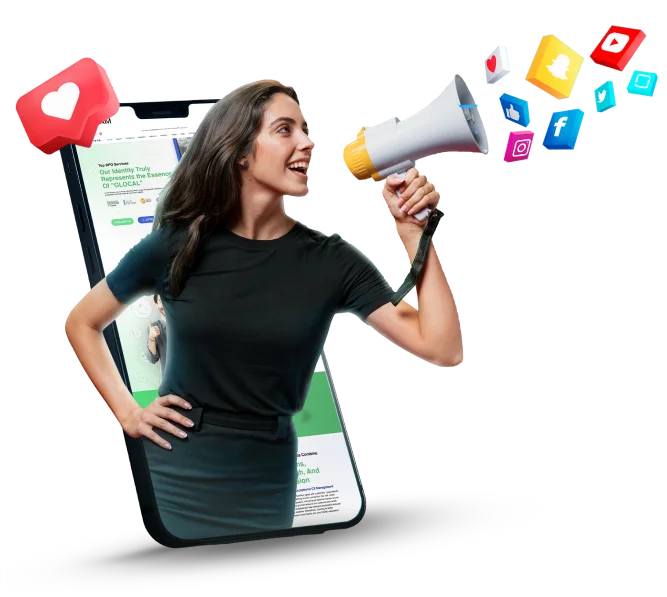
[390, 208, 444, 306]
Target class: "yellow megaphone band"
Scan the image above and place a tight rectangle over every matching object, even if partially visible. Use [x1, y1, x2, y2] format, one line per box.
[343, 127, 382, 181]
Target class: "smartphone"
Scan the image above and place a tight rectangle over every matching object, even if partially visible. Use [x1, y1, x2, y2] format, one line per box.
[60, 100, 366, 546]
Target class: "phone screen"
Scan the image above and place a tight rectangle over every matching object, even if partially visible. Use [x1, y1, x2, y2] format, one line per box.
[69, 103, 363, 540]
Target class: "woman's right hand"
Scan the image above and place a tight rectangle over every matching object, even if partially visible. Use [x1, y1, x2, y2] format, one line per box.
[148, 324, 160, 341]
[122, 394, 194, 450]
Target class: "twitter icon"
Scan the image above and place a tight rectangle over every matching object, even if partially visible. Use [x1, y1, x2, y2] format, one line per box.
[595, 81, 616, 112]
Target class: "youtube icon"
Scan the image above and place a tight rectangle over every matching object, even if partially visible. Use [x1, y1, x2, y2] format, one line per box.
[591, 26, 646, 70]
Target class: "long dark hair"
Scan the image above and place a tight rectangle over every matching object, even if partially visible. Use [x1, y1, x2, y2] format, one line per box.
[152, 80, 300, 297]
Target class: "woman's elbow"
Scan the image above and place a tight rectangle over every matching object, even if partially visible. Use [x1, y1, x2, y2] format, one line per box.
[433, 350, 463, 367]
[65, 311, 78, 337]
[65, 311, 85, 345]
[440, 355, 463, 369]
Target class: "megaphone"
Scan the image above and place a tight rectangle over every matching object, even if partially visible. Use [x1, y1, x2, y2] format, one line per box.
[344, 74, 488, 221]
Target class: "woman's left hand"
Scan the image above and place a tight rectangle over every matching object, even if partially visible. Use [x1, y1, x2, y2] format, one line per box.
[382, 167, 440, 228]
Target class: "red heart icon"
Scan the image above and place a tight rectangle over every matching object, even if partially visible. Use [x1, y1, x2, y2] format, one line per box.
[486, 55, 497, 73]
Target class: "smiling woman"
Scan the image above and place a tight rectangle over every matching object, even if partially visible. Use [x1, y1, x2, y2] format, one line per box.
[67, 80, 385, 541]
[231, 95, 315, 217]
[66, 78, 460, 545]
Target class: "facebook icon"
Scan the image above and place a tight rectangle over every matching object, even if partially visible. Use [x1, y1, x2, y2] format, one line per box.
[543, 109, 584, 150]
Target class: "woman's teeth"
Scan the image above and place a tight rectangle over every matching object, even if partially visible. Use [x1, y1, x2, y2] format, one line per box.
[287, 161, 308, 171]
[287, 163, 308, 178]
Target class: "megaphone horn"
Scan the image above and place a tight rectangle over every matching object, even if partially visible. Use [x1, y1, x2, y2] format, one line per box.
[344, 74, 488, 221]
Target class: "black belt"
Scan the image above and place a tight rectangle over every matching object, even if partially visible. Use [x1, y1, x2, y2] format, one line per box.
[171, 404, 292, 437]
[390, 207, 444, 305]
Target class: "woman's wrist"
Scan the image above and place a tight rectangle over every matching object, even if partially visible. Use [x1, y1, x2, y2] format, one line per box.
[396, 221, 424, 242]
[119, 403, 142, 431]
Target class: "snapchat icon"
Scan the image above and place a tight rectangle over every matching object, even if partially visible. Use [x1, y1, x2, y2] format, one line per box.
[526, 35, 584, 99]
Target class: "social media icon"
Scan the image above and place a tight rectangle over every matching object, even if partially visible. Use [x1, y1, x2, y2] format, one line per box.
[591, 26, 646, 71]
[547, 55, 571, 80]
[553, 116, 568, 136]
[595, 81, 616, 112]
[499, 93, 530, 127]
[543, 109, 584, 150]
[627, 70, 658, 96]
[526, 35, 584, 99]
[485, 45, 510, 84]
[601, 32, 629, 53]
[16, 57, 119, 155]
[56, 60, 120, 153]
[41, 82, 80, 119]
[504, 131, 534, 163]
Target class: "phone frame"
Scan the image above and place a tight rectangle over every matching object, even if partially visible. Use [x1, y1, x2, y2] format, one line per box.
[59, 99, 367, 547]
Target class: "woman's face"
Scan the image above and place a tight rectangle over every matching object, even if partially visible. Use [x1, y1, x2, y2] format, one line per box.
[243, 93, 314, 197]
[156, 295, 165, 317]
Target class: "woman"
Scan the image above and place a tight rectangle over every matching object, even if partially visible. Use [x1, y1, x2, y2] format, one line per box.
[147, 294, 167, 378]
[64, 80, 463, 541]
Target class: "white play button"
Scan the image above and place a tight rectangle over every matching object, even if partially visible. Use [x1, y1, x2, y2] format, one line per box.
[601, 32, 630, 53]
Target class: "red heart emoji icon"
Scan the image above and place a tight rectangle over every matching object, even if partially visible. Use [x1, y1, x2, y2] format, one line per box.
[486, 55, 497, 73]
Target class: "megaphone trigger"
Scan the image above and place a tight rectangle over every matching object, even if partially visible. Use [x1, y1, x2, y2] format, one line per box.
[413, 208, 432, 222]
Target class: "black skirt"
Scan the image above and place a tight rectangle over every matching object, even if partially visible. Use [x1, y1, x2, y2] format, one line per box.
[141, 404, 297, 541]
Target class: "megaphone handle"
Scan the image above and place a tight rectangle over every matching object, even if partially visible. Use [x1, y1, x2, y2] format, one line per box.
[392, 170, 431, 222]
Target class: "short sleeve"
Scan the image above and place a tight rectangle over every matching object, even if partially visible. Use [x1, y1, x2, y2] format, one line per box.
[105, 226, 174, 305]
[332, 234, 395, 320]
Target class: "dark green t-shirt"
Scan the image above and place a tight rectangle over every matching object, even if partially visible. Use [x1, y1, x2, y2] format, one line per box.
[105, 220, 395, 416]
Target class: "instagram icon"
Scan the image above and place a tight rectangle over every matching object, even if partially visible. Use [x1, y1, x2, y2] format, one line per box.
[504, 131, 535, 162]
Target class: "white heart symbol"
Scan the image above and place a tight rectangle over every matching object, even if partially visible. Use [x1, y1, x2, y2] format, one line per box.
[41, 82, 80, 120]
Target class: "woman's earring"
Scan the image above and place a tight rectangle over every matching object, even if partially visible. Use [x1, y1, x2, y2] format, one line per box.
[241, 159, 249, 169]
